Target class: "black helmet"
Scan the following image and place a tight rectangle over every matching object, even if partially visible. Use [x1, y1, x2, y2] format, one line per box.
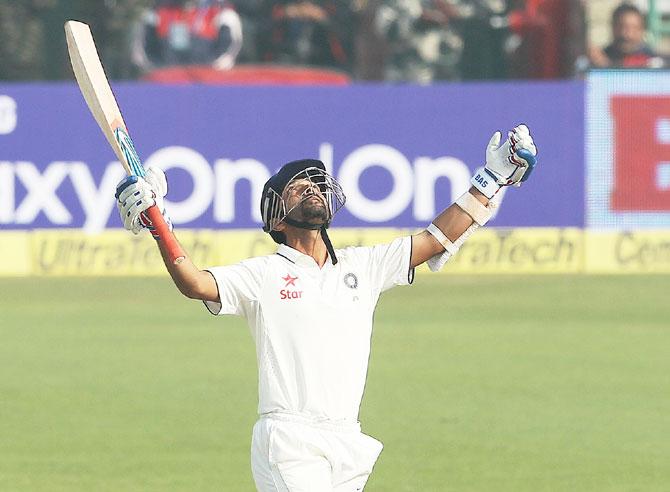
[260, 159, 346, 263]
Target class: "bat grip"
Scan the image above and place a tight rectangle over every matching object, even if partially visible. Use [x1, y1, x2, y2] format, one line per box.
[146, 206, 186, 265]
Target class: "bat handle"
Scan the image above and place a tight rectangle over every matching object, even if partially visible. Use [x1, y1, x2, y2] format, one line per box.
[146, 206, 186, 265]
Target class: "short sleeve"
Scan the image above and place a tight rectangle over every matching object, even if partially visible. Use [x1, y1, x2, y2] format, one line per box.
[353, 236, 414, 293]
[203, 257, 266, 317]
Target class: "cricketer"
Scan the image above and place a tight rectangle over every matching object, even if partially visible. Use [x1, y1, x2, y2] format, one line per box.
[114, 125, 537, 491]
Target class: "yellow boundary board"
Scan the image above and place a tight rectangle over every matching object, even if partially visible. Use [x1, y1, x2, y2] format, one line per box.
[1, 228, 669, 276]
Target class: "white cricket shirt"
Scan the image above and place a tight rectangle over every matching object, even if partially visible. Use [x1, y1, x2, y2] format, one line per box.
[204, 236, 414, 422]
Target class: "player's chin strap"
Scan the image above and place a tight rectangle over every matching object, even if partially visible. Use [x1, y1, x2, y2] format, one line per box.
[283, 217, 338, 265]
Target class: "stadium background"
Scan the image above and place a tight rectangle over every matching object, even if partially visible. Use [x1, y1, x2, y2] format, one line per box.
[1, 1, 670, 491]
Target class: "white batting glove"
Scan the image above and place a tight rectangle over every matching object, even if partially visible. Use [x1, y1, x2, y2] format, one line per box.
[471, 124, 538, 199]
[115, 166, 172, 236]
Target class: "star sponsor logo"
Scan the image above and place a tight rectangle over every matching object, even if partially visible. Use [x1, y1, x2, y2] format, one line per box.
[280, 273, 302, 300]
[282, 273, 298, 287]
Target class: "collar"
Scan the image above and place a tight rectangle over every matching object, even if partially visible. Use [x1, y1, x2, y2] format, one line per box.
[276, 243, 330, 269]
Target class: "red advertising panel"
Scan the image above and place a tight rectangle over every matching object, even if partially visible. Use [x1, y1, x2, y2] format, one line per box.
[611, 96, 670, 211]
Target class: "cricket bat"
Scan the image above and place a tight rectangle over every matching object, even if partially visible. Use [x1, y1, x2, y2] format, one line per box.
[64, 20, 185, 265]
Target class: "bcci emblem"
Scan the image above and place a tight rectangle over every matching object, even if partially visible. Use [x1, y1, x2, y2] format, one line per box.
[343, 272, 358, 289]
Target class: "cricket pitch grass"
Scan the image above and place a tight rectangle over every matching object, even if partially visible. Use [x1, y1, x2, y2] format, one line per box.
[1, 275, 669, 491]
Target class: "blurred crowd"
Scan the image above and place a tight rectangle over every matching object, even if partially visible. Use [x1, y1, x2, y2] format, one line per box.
[0, 0, 666, 83]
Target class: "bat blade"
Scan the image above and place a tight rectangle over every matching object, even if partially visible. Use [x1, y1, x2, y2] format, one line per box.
[65, 20, 185, 264]
[65, 20, 142, 177]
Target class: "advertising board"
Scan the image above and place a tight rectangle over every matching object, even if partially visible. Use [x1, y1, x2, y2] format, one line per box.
[0, 82, 583, 232]
[587, 70, 670, 228]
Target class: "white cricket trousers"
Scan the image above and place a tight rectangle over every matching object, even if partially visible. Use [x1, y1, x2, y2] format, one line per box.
[251, 412, 383, 491]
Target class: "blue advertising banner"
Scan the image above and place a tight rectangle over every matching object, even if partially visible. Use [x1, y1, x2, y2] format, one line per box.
[0, 81, 583, 231]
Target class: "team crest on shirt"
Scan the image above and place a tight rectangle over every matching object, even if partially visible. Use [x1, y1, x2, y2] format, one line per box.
[343, 272, 358, 289]
[280, 274, 302, 300]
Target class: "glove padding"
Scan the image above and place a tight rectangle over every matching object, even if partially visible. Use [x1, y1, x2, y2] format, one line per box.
[115, 166, 171, 236]
[471, 124, 538, 198]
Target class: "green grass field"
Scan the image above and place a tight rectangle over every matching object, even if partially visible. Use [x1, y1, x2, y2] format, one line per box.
[1, 275, 669, 491]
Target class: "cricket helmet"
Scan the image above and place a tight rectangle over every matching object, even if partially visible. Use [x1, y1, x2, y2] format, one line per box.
[260, 159, 346, 263]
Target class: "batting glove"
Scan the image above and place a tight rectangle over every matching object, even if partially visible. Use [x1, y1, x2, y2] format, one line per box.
[471, 124, 538, 199]
[115, 166, 172, 238]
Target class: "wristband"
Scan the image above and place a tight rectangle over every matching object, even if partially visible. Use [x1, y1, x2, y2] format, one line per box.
[471, 167, 501, 199]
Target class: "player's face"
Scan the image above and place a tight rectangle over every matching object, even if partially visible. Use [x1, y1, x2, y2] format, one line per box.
[283, 178, 329, 224]
[614, 12, 645, 53]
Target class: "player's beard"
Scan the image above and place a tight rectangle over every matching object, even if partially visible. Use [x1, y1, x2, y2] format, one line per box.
[296, 196, 329, 225]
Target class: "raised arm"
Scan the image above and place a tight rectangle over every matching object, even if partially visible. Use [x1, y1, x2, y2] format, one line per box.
[115, 167, 219, 302]
[410, 186, 490, 268]
[156, 238, 219, 302]
[411, 125, 537, 269]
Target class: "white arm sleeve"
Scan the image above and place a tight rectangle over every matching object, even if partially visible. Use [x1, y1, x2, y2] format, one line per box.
[203, 257, 266, 317]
